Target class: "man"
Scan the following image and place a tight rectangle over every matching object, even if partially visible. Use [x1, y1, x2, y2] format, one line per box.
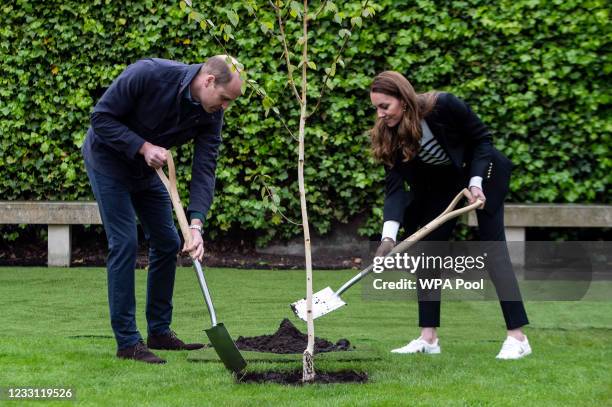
[82, 56, 243, 364]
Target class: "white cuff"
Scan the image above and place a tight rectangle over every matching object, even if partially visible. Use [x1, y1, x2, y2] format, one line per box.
[469, 176, 483, 190]
[381, 221, 400, 241]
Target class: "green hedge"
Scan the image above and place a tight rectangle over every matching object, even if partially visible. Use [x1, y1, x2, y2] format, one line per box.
[1, 0, 610, 244]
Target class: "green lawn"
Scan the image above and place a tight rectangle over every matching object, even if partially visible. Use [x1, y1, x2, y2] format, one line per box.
[1, 267, 611, 406]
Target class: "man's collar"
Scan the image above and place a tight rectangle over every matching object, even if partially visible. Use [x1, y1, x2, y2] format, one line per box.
[178, 63, 204, 104]
[183, 85, 201, 106]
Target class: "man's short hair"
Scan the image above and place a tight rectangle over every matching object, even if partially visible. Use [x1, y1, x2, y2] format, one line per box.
[202, 55, 240, 86]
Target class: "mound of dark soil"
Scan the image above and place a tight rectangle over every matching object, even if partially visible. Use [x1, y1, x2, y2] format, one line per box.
[235, 318, 353, 354]
[237, 369, 368, 384]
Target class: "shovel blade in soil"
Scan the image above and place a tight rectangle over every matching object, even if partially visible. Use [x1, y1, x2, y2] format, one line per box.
[205, 323, 247, 373]
[290, 287, 347, 322]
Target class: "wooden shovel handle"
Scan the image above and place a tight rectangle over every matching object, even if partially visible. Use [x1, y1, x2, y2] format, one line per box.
[155, 151, 192, 247]
[391, 188, 483, 255]
[335, 189, 484, 296]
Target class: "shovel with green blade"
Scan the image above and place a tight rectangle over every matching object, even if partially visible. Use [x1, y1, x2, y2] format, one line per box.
[156, 151, 246, 373]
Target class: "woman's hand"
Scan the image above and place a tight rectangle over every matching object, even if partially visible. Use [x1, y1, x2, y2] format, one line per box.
[468, 186, 486, 209]
[375, 238, 395, 258]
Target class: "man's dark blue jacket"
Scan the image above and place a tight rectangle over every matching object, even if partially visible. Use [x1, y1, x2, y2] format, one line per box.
[82, 58, 223, 222]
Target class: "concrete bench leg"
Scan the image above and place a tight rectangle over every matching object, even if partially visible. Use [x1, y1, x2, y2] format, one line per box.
[48, 225, 72, 267]
[505, 226, 526, 268]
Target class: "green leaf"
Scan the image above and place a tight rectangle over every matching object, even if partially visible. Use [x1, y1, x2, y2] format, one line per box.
[262, 96, 273, 117]
[260, 21, 274, 34]
[325, 2, 338, 14]
[290, 1, 302, 19]
[307, 61, 316, 70]
[338, 29, 351, 38]
[227, 9, 239, 27]
[272, 192, 281, 206]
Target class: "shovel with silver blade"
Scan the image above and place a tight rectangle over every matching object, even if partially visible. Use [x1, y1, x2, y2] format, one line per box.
[156, 152, 246, 373]
[291, 189, 483, 322]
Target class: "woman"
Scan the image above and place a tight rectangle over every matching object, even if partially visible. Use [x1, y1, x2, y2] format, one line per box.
[370, 71, 531, 359]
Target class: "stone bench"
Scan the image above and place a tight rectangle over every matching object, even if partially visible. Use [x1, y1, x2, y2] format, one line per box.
[0, 202, 101, 266]
[258, 204, 612, 266]
[466, 204, 612, 265]
[1, 201, 611, 267]
[466, 204, 612, 238]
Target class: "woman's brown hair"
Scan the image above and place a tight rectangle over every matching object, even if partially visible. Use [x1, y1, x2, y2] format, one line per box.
[369, 71, 439, 167]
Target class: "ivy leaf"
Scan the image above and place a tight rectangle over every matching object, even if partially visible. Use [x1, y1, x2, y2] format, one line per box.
[325, 2, 338, 14]
[338, 29, 351, 38]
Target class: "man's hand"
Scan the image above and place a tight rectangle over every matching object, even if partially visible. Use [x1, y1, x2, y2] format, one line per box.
[468, 186, 486, 209]
[139, 142, 168, 169]
[183, 229, 204, 261]
[375, 238, 395, 258]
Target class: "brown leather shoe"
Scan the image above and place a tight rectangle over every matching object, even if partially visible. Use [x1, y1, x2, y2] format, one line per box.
[116, 341, 166, 364]
[147, 330, 205, 351]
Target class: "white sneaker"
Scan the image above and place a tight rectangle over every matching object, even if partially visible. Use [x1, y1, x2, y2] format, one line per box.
[391, 337, 441, 354]
[496, 335, 532, 359]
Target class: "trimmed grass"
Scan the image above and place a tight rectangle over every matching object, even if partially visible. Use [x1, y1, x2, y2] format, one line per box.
[1, 267, 611, 406]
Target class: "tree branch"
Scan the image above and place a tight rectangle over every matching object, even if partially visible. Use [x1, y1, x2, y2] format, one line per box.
[260, 181, 301, 225]
[185, 8, 299, 143]
[270, 0, 302, 105]
[312, 0, 328, 20]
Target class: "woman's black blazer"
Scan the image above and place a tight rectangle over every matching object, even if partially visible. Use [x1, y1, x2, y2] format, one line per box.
[383, 92, 513, 222]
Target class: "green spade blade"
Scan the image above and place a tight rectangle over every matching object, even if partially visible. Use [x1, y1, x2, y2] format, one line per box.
[205, 323, 247, 373]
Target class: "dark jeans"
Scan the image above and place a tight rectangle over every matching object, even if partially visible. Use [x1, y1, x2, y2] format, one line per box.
[402, 162, 529, 330]
[85, 160, 181, 349]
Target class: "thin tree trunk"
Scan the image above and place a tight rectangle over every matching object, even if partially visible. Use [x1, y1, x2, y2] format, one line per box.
[300, 0, 315, 383]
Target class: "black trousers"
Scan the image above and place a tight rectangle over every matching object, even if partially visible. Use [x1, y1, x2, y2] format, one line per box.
[401, 162, 529, 330]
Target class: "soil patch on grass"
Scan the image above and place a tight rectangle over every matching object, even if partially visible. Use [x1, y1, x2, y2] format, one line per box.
[235, 318, 353, 354]
[237, 369, 368, 384]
